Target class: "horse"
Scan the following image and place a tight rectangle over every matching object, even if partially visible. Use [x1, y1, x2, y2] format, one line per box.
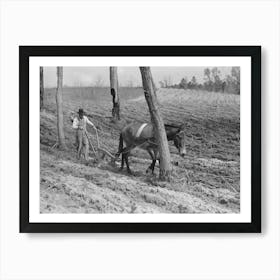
[115, 122, 186, 174]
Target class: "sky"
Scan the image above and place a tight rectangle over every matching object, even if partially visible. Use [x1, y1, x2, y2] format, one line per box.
[43, 66, 232, 88]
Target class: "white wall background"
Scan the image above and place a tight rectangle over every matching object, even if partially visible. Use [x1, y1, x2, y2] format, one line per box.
[0, 0, 279, 279]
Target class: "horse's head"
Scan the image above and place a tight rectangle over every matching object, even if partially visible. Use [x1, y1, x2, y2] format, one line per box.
[173, 129, 186, 157]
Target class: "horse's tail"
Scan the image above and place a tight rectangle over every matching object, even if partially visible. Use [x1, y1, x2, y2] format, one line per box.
[115, 133, 123, 158]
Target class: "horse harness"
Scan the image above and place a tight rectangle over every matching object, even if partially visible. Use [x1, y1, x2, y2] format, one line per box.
[136, 123, 148, 138]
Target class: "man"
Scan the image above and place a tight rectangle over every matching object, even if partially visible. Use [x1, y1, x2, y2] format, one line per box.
[72, 108, 97, 160]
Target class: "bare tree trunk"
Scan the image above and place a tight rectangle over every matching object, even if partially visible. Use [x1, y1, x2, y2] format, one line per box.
[56, 67, 66, 149]
[139, 67, 171, 180]
[110, 67, 120, 120]
[151, 76, 157, 96]
[40, 67, 44, 110]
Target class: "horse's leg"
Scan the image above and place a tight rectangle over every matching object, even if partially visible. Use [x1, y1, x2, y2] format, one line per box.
[124, 153, 132, 174]
[119, 145, 132, 172]
[146, 148, 156, 174]
[150, 149, 158, 173]
[118, 145, 133, 174]
[115, 134, 123, 159]
[120, 153, 125, 170]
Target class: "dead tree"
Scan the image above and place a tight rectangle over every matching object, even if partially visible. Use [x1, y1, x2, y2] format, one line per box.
[40, 67, 44, 110]
[139, 67, 172, 180]
[110, 67, 120, 120]
[55, 67, 66, 149]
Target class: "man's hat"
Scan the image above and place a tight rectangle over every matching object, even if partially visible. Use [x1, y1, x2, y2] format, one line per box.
[78, 108, 84, 114]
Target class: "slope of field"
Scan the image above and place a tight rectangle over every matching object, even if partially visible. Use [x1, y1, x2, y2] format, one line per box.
[40, 87, 240, 213]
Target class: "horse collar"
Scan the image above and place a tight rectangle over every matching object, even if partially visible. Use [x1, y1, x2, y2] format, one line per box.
[136, 123, 148, 138]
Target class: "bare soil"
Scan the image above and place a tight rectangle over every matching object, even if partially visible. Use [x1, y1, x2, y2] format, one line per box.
[40, 87, 240, 213]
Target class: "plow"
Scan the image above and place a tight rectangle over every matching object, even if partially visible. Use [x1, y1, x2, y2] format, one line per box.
[85, 130, 117, 161]
[85, 130, 153, 162]
[81, 113, 153, 162]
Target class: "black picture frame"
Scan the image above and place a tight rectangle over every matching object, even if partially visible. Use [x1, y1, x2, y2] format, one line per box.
[20, 46, 261, 233]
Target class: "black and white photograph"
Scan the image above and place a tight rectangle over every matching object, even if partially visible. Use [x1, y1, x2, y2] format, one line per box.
[40, 65, 241, 214]
[20, 46, 260, 232]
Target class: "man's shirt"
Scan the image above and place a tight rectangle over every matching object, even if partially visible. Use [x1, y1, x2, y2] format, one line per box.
[72, 116, 94, 131]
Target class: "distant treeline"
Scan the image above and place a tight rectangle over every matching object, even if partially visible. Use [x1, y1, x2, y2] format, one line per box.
[159, 67, 240, 94]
